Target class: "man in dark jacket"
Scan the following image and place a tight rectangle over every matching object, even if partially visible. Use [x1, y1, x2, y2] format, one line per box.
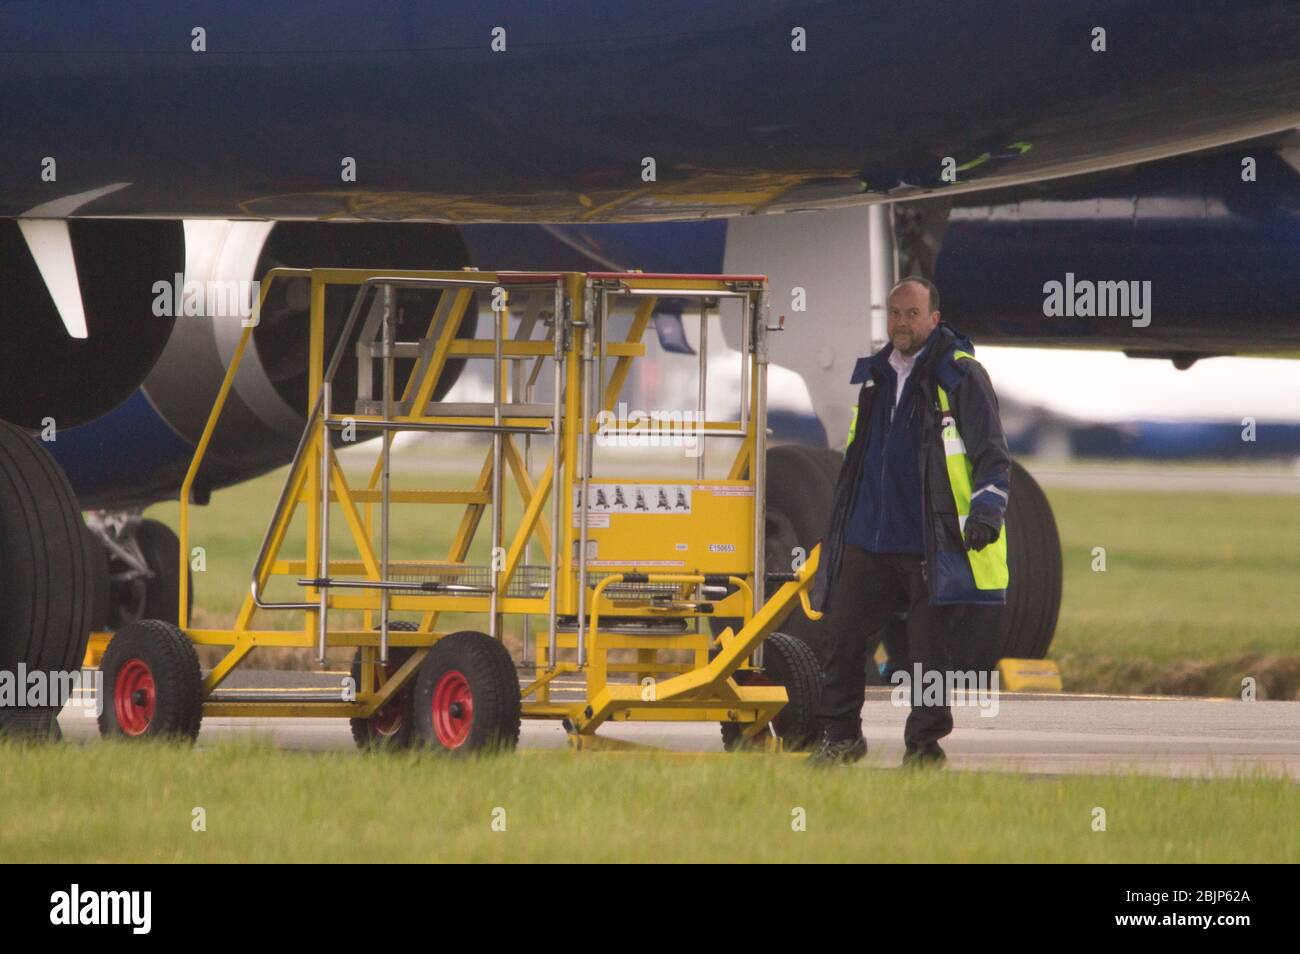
[807, 277, 1011, 767]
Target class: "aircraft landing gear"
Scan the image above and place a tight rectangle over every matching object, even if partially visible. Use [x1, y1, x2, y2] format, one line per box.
[85, 511, 192, 628]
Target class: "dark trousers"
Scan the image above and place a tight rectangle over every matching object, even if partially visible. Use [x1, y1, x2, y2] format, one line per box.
[817, 544, 957, 746]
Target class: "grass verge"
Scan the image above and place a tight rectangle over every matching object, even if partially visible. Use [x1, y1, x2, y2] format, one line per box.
[2, 740, 1296, 863]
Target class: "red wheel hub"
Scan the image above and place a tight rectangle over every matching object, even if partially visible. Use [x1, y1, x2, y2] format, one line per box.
[431, 670, 473, 748]
[114, 658, 156, 736]
[370, 661, 406, 738]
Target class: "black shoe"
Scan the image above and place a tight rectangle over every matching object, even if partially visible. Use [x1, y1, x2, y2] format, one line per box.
[901, 741, 946, 769]
[807, 734, 867, 768]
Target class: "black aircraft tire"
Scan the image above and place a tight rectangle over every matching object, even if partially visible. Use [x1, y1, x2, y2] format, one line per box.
[710, 446, 1062, 675]
[0, 421, 92, 693]
[710, 444, 836, 662]
[0, 707, 63, 741]
[804, 445, 845, 490]
[951, 460, 1062, 672]
[720, 631, 824, 752]
[1000, 461, 1063, 661]
[135, 518, 192, 626]
[84, 523, 111, 633]
[794, 450, 1063, 672]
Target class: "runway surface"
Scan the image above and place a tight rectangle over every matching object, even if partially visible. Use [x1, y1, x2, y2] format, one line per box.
[59, 674, 1300, 779]
[1029, 464, 1300, 495]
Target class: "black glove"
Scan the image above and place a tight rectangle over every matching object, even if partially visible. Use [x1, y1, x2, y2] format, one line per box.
[963, 519, 999, 552]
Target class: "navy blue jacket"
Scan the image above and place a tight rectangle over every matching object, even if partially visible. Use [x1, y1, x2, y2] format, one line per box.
[811, 323, 1012, 611]
[843, 344, 928, 555]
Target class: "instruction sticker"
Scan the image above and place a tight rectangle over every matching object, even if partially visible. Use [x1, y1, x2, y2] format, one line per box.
[698, 484, 753, 497]
[574, 483, 692, 515]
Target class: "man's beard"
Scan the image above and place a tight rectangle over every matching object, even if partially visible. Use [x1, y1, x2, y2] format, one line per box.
[893, 331, 919, 355]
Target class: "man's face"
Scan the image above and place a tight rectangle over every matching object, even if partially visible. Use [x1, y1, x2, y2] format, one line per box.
[886, 282, 940, 356]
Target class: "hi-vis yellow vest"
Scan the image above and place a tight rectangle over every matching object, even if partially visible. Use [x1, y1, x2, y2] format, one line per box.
[938, 353, 1008, 591]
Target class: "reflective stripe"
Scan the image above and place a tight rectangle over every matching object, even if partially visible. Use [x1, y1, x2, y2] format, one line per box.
[973, 483, 1009, 502]
[937, 371, 1008, 591]
[846, 379, 874, 445]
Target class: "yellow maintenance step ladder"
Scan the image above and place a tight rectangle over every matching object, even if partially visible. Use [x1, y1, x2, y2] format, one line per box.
[94, 269, 826, 753]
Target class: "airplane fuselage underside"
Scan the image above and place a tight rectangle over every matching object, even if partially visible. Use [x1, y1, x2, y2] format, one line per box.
[1, 1, 1298, 222]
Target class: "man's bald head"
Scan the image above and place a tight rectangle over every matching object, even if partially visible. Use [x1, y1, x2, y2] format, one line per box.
[886, 277, 941, 356]
[890, 277, 940, 313]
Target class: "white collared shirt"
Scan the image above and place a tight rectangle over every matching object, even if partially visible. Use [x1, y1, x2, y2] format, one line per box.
[888, 345, 924, 407]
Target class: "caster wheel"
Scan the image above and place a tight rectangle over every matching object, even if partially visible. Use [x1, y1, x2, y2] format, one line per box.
[412, 631, 520, 754]
[97, 620, 202, 741]
[350, 621, 420, 751]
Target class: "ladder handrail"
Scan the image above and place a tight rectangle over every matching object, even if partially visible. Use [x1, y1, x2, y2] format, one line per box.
[250, 275, 502, 613]
[177, 268, 310, 628]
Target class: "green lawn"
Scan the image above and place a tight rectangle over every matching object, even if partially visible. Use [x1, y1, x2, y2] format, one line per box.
[3, 740, 1295, 863]
[1047, 489, 1300, 697]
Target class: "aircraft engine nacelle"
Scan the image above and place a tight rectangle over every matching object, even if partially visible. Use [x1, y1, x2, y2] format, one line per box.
[0, 219, 184, 429]
[47, 221, 474, 509]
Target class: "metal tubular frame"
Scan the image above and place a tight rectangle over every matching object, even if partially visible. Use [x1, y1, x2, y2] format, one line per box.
[170, 268, 821, 740]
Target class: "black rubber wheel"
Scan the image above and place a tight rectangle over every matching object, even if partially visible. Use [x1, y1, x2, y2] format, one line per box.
[109, 518, 192, 628]
[84, 522, 111, 633]
[0, 707, 63, 742]
[711, 444, 837, 662]
[710, 446, 1062, 675]
[0, 421, 92, 736]
[721, 631, 824, 752]
[803, 444, 845, 491]
[350, 621, 420, 751]
[950, 460, 1063, 672]
[795, 445, 938, 675]
[97, 619, 203, 741]
[1004, 461, 1064, 659]
[412, 631, 520, 754]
